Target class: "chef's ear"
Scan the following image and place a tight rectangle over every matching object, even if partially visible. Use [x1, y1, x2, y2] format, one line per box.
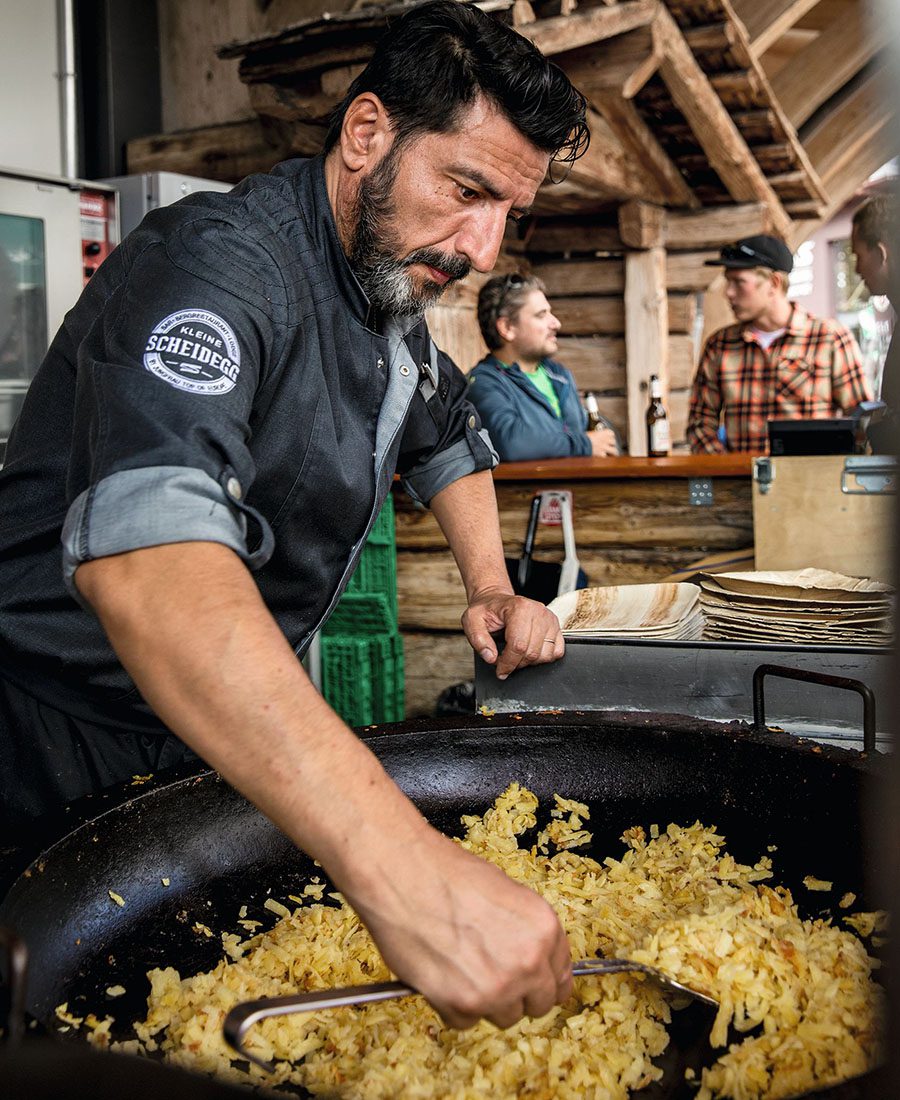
[339, 93, 394, 173]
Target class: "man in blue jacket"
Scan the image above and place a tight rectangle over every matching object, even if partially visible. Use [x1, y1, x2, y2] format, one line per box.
[468, 273, 619, 461]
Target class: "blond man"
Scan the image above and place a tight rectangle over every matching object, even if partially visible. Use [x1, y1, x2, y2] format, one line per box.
[687, 235, 871, 453]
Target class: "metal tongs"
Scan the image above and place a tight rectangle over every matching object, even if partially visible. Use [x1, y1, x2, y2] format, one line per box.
[223, 957, 717, 1072]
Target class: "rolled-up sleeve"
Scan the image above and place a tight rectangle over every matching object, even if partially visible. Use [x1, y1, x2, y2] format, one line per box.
[61, 465, 272, 602]
[397, 339, 497, 506]
[61, 219, 285, 594]
[401, 428, 497, 505]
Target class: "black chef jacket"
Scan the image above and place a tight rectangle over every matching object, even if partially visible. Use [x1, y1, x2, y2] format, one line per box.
[0, 155, 495, 734]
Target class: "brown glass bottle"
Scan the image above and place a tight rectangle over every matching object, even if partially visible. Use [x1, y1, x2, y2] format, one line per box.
[646, 374, 671, 456]
[583, 391, 602, 430]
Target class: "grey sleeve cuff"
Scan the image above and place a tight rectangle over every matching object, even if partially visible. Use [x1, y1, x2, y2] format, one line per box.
[401, 430, 499, 506]
[61, 465, 252, 603]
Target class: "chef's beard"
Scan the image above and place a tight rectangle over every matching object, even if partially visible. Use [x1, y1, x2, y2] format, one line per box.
[349, 145, 470, 316]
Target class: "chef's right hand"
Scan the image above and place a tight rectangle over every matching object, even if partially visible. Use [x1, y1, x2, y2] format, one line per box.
[588, 428, 619, 456]
[343, 828, 573, 1030]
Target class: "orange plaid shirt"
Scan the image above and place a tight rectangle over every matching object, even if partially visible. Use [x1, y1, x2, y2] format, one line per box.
[687, 304, 872, 453]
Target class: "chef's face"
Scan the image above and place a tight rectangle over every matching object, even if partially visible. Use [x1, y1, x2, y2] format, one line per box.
[349, 97, 549, 315]
[724, 268, 781, 323]
[499, 289, 561, 361]
[850, 227, 890, 298]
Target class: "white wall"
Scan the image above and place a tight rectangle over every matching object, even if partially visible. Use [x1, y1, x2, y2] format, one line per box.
[0, 0, 62, 176]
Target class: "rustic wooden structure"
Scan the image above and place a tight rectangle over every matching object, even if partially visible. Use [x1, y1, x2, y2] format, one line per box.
[135, 0, 894, 453]
[134, 0, 894, 715]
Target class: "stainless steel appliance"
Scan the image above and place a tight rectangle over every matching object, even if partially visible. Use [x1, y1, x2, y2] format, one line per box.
[0, 168, 118, 451]
[99, 171, 232, 237]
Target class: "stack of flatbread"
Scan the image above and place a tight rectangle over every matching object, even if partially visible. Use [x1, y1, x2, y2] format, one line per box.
[699, 568, 894, 646]
[548, 583, 704, 640]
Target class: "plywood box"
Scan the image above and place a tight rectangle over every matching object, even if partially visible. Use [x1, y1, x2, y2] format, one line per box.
[752, 455, 896, 584]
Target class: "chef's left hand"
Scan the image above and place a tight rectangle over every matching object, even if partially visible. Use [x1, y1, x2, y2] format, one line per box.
[462, 587, 565, 680]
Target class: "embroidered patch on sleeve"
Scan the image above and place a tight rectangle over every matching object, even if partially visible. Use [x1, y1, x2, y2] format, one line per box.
[143, 309, 241, 394]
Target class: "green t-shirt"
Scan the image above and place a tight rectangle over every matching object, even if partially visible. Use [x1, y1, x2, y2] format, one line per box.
[523, 362, 562, 418]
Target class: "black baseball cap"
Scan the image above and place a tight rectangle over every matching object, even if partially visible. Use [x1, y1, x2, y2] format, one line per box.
[704, 235, 794, 274]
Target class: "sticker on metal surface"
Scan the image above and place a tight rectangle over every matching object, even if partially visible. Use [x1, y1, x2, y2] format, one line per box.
[538, 489, 573, 526]
[143, 309, 241, 395]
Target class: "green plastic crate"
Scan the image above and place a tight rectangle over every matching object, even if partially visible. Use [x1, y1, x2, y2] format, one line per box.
[344, 543, 397, 616]
[322, 592, 395, 635]
[365, 494, 396, 545]
[325, 497, 398, 635]
[321, 631, 404, 726]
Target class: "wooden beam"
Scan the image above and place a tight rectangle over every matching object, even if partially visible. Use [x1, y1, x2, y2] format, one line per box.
[717, 0, 828, 207]
[731, 0, 821, 56]
[789, 115, 893, 247]
[625, 248, 668, 456]
[126, 117, 325, 182]
[654, 6, 792, 233]
[770, 0, 882, 126]
[768, 169, 811, 190]
[238, 41, 374, 84]
[668, 292, 698, 334]
[521, 0, 659, 55]
[665, 203, 775, 248]
[551, 296, 626, 335]
[683, 22, 737, 52]
[731, 109, 779, 142]
[524, 217, 623, 254]
[619, 201, 666, 248]
[751, 143, 797, 173]
[395, 478, 754, 552]
[759, 27, 819, 76]
[533, 258, 625, 296]
[591, 89, 700, 208]
[668, 334, 697, 390]
[709, 69, 766, 108]
[666, 250, 722, 291]
[819, 118, 893, 201]
[802, 61, 892, 182]
[559, 25, 661, 100]
[555, 336, 626, 391]
[248, 79, 340, 124]
[783, 200, 825, 218]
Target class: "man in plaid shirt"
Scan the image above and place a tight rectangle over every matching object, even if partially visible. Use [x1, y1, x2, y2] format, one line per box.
[687, 235, 871, 453]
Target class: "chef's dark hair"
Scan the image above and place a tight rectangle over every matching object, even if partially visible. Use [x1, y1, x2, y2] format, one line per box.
[324, 0, 589, 174]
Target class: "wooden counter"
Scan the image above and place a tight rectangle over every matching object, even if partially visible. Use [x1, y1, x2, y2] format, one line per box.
[395, 453, 758, 716]
[492, 454, 755, 480]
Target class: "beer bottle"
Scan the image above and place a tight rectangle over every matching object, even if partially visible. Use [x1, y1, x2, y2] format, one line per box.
[646, 374, 670, 457]
[584, 391, 602, 431]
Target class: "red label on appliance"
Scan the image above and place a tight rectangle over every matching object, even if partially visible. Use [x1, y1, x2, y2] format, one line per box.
[80, 191, 107, 218]
[80, 188, 115, 286]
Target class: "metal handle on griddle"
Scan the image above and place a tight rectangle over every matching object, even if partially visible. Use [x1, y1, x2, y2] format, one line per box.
[0, 926, 28, 1046]
[223, 958, 716, 1073]
[752, 663, 877, 753]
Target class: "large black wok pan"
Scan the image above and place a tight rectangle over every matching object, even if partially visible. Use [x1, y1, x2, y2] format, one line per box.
[0, 711, 889, 1098]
